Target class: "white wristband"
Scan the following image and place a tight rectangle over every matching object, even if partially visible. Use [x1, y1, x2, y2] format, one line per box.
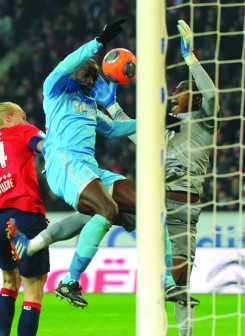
[185, 53, 198, 66]
[107, 102, 123, 117]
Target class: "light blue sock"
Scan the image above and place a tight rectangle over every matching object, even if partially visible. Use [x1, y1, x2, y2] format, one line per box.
[165, 225, 175, 287]
[63, 214, 112, 283]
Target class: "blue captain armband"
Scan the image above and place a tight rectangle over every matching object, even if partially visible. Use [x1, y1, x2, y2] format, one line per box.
[29, 136, 44, 152]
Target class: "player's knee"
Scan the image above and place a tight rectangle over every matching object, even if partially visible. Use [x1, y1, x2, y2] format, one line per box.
[99, 198, 119, 222]
[22, 274, 47, 303]
[77, 194, 119, 221]
[2, 269, 21, 292]
[172, 258, 192, 286]
[3, 278, 18, 292]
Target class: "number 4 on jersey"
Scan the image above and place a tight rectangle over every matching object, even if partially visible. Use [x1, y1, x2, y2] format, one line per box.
[0, 141, 8, 168]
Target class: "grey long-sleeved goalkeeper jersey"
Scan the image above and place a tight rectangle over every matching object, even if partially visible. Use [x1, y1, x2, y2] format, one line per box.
[166, 62, 220, 196]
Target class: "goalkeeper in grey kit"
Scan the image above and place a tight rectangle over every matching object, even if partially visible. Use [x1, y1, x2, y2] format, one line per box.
[92, 19, 220, 336]
[165, 20, 221, 336]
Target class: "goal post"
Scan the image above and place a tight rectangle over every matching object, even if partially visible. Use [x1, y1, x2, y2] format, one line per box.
[136, 0, 167, 335]
[137, 0, 245, 335]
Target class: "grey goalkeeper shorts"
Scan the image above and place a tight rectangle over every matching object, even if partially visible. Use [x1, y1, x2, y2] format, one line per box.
[166, 199, 201, 262]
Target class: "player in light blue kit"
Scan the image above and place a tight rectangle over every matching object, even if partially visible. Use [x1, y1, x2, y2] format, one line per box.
[42, 19, 137, 307]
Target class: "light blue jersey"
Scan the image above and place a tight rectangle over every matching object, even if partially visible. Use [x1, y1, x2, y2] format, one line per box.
[42, 39, 136, 209]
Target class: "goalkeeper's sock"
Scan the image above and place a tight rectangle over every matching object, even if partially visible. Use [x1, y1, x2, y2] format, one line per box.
[165, 225, 176, 287]
[0, 288, 17, 335]
[18, 301, 41, 336]
[174, 289, 195, 336]
[63, 214, 112, 283]
[28, 235, 46, 255]
[29, 213, 91, 255]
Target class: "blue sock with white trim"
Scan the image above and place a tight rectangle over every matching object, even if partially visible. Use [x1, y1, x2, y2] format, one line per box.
[18, 301, 41, 336]
[0, 288, 17, 335]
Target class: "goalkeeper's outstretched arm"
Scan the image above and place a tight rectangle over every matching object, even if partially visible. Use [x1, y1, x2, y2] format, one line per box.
[177, 20, 220, 120]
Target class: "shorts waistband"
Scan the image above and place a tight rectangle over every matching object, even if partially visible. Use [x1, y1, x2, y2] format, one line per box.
[166, 191, 199, 203]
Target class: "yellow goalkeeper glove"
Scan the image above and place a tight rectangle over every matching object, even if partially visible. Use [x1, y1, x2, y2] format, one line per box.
[177, 20, 198, 66]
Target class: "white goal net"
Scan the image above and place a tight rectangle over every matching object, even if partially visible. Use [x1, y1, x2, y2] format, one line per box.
[163, 1, 245, 335]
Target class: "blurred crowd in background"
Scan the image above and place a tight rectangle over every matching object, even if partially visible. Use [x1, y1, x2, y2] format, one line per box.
[0, 0, 244, 211]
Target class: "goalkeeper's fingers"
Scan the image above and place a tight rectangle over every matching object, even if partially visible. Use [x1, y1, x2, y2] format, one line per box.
[108, 82, 117, 95]
[177, 24, 188, 49]
[178, 20, 192, 33]
[97, 75, 108, 86]
[90, 75, 107, 100]
[177, 20, 193, 48]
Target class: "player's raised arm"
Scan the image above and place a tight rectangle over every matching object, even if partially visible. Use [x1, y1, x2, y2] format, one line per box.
[96, 109, 136, 139]
[44, 19, 126, 96]
[177, 20, 220, 118]
[91, 75, 137, 143]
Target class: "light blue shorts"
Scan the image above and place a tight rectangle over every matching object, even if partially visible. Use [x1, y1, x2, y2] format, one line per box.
[45, 152, 125, 210]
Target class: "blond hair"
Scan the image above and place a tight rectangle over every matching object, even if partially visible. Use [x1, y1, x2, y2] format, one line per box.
[0, 102, 21, 128]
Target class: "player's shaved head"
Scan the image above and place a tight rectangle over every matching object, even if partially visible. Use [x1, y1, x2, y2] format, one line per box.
[0, 102, 26, 128]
